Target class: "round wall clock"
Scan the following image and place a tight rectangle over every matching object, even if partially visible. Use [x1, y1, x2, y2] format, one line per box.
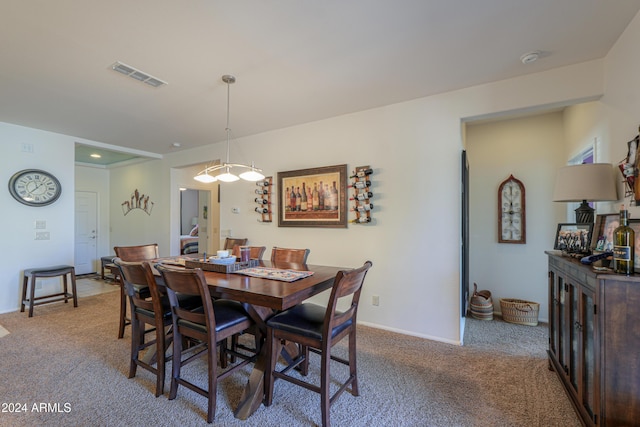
[8, 169, 62, 207]
[498, 174, 526, 244]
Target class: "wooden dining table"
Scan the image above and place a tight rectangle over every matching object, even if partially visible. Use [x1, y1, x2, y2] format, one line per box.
[189, 260, 344, 419]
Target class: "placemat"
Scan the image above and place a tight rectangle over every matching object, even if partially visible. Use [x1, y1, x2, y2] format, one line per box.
[234, 267, 314, 282]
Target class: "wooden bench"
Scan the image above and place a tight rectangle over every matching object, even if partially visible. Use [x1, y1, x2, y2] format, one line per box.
[21, 265, 78, 317]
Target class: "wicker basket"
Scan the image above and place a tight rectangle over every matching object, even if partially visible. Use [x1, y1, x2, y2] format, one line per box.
[500, 298, 539, 326]
[469, 283, 493, 321]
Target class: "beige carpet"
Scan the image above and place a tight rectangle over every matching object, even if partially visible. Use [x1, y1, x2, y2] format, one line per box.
[0, 290, 580, 426]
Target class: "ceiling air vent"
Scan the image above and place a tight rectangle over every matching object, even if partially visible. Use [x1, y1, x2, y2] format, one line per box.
[110, 61, 167, 88]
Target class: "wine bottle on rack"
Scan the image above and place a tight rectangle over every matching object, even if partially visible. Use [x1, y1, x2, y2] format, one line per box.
[348, 180, 371, 189]
[255, 207, 269, 214]
[351, 203, 373, 212]
[349, 192, 373, 201]
[256, 181, 271, 187]
[255, 189, 269, 195]
[613, 204, 634, 275]
[349, 217, 371, 223]
[349, 168, 373, 178]
[254, 198, 270, 205]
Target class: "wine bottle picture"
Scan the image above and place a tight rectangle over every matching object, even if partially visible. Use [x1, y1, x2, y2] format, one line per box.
[349, 217, 371, 223]
[348, 180, 371, 189]
[351, 203, 373, 212]
[349, 168, 373, 178]
[349, 192, 373, 201]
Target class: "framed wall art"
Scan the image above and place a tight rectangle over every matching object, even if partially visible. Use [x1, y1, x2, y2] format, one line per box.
[554, 223, 594, 253]
[277, 164, 347, 228]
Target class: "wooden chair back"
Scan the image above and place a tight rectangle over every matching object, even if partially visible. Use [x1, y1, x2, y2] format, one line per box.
[224, 238, 248, 250]
[324, 261, 373, 335]
[232, 245, 267, 260]
[113, 259, 163, 315]
[114, 243, 159, 262]
[270, 247, 310, 264]
[156, 266, 211, 341]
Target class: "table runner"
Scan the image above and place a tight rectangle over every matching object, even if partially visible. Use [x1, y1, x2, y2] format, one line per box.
[234, 267, 314, 282]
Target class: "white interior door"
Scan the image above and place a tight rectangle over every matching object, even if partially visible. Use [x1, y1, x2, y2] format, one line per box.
[75, 191, 98, 274]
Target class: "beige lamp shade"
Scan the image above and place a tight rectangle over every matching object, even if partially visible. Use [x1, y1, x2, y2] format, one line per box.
[553, 163, 618, 202]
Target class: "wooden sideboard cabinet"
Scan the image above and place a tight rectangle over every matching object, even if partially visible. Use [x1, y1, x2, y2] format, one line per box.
[546, 252, 640, 426]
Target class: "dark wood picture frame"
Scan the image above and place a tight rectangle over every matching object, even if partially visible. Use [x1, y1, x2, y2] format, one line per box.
[554, 223, 594, 253]
[277, 164, 347, 228]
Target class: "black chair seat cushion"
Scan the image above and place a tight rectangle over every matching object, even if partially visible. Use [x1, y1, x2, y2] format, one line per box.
[266, 303, 350, 341]
[135, 293, 201, 320]
[178, 299, 250, 333]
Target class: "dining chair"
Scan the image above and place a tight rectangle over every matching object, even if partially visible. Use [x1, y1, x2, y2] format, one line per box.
[264, 261, 373, 427]
[270, 247, 311, 264]
[231, 245, 266, 260]
[113, 259, 178, 397]
[156, 264, 258, 423]
[112, 243, 160, 339]
[223, 237, 248, 250]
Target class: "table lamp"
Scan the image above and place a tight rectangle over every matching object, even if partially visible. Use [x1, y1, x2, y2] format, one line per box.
[553, 163, 618, 223]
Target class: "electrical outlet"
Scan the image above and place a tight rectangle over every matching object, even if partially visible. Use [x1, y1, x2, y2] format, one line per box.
[35, 220, 46, 229]
[35, 231, 50, 240]
[372, 295, 379, 306]
[232, 207, 240, 214]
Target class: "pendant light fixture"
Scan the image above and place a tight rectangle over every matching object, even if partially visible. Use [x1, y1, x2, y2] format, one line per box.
[194, 75, 264, 183]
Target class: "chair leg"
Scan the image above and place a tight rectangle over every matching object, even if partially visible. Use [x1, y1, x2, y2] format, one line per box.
[129, 317, 142, 378]
[207, 337, 217, 423]
[28, 275, 36, 317]
[349, 330, 359, 396]
[320, 347, 331, 427]
[219, 337, 228, 369]
[154, 322, 166, 397]
[62, 274, 69, 303]
[118, 279, 127, 339]
[20, 276, 28, 313]
[69, 269, 78, 307]
[169, 328, 182, 400]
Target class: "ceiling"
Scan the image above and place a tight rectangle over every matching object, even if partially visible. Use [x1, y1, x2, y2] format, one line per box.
[2, 1, 640, 166]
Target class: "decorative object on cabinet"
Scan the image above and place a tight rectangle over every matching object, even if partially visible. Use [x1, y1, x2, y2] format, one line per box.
[349, 165, 374, 225]
[546, 252, 640, 426]
[619, 128, 640, 201]
[121, 189, 154, 216]
[497, 174, 525, 243]
[8, 169, 62, 207]
[592, 213, 620, 251]
[553, 223, 594, 254]
[277, 164, 346, 228]
[254, 176, 273, 223]
[552, 163, 617, 224]
[193, 74, 264, 183]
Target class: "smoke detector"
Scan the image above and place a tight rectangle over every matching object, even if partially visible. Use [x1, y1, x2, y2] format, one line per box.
[520, 51, 540, 65]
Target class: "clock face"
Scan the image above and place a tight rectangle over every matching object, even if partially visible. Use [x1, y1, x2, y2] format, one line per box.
[498, 176, 526, 244]
[8, 169, 62, 206]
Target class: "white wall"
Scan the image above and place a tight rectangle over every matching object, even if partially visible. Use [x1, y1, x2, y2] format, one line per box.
[466, 112, 567, 322]
[0, 123, 75, 313]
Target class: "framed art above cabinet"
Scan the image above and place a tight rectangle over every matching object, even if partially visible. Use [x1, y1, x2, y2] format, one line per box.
[498, 174, 525, 244]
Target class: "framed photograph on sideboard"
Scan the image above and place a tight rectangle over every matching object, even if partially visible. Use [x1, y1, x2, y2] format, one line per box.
[554, 223, 594, 253]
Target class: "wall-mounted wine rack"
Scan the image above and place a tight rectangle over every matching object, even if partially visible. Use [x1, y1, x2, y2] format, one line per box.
[254, 176, 273, 223]
[349, 165, 373, 224]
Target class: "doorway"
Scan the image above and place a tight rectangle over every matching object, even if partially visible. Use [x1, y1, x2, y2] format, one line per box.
[179, 188, 218, 255]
